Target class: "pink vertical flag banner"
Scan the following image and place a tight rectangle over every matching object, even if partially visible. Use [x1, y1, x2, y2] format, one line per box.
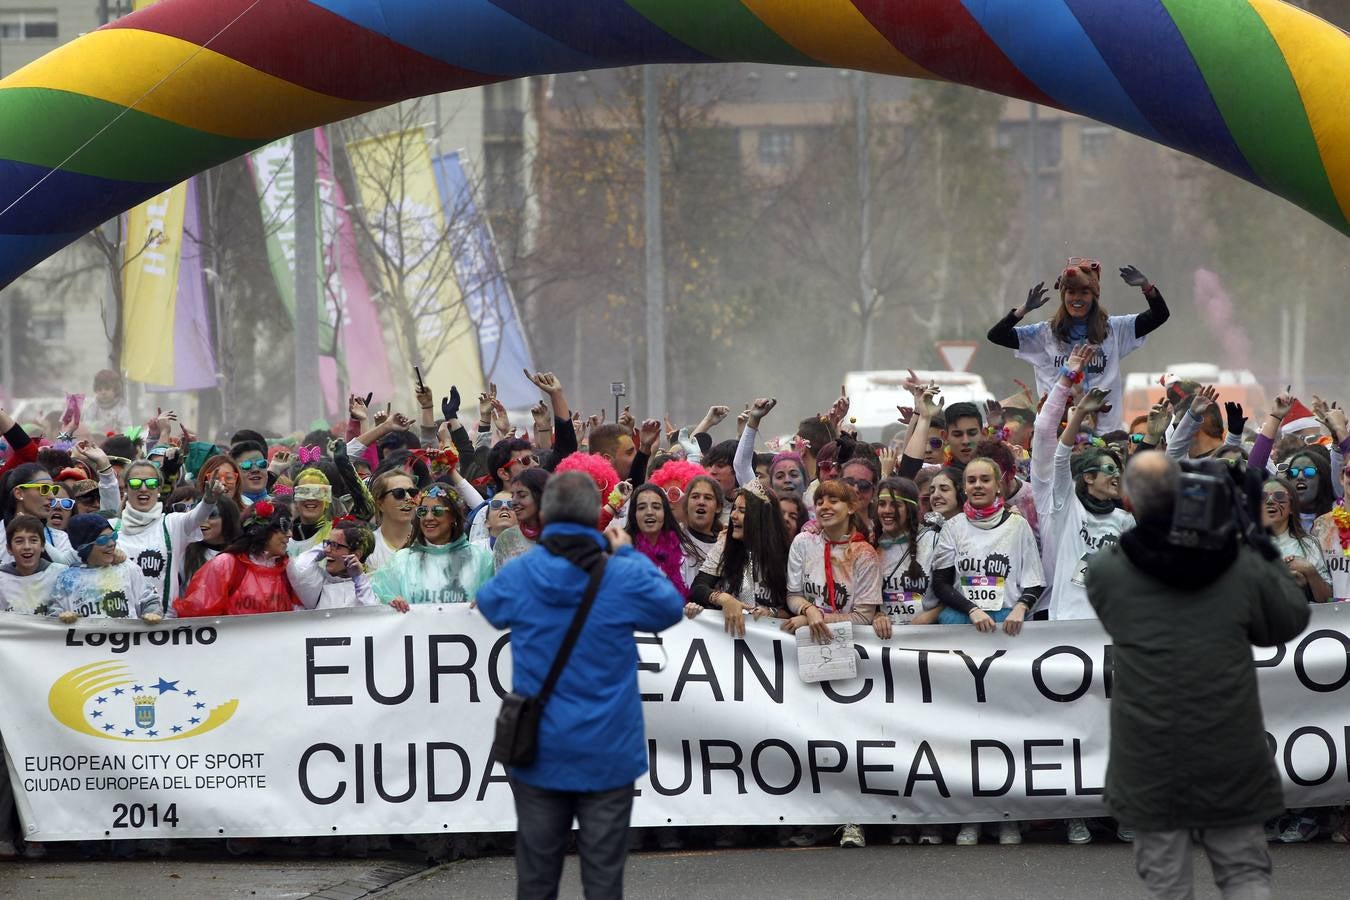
[315, 128, 394, 404]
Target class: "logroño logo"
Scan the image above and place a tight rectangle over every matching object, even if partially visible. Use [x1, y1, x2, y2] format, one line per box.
[48, 662, 238, 743]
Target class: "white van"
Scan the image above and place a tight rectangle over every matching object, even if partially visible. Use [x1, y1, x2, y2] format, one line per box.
[843, 370, 995, 443]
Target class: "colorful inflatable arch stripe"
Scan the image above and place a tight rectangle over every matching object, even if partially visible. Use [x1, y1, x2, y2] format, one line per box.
[2, 0, 1349, 288]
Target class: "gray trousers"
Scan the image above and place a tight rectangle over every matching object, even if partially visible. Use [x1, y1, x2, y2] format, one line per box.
[1133, 824, 1271, 900]
[510, 779, 633, 900]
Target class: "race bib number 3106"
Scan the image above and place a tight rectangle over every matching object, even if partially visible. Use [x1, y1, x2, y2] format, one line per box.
[961, 575, 1005, 611]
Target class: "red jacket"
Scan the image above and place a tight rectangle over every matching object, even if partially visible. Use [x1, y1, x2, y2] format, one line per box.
[0, 422, 38, 482]
[174, 552, 300, 617]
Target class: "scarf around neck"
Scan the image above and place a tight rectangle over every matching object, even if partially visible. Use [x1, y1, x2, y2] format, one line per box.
[119, 502, 163, 535]
[964, 497, 1006, 529]
[822, 530, 868, 612]
[1077, 483, 1117, 516]
[636, 531, 690, 599]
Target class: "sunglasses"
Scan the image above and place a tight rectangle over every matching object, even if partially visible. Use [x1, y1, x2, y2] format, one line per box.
[75, 491, 100, 504]
[322, 539, 351, 552]
[238, 459, 268, 471]
[489, 497, 515, 510]
[88, 533, 117, 549]
[1066, 256, 1102, 270]
[503, 455, 539, 472]
[48, 497, 76, 511]
[1128, 434, 1147, 444]
[1279, 465, 1318, 479]
[1086, 463, 1121, 477]
[18, 482, 59, 497]
[664, 486, 685, 504]
[1263, 490, 1290, 504]
[381, 487, 416, 501]
[416, 505, 451, 518]
[127, 477, 161, 490]
[927, 437, 944, 450]
[842, 477, 874, 493]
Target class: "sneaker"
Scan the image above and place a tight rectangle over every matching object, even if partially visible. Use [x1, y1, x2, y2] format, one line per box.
[785, 828, 818, 848]
[838, 824, 865, 848]
[998, 821, 1022, 845]
[918, 825, 943, 845]
[1067, 818, 1092, 845]
[1279, 817, 1318, 843]
[1265, 818, 1284, 842]
[955, 823, 980, 846]
[1116, 825, 1135, 843]
[889, 825, 917, 845]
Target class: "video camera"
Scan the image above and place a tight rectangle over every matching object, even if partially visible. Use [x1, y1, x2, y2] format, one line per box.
[1168, 458, 1278, 559]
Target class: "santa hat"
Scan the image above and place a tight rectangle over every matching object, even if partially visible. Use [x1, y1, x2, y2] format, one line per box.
[1055, 261, 1101, 298]
[1281, 400, 1320, 435]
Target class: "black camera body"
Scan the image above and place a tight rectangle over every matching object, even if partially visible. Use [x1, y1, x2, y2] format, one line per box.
[1168, 458, 1277, 559]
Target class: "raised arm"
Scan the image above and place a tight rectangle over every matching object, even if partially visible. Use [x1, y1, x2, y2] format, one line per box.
[1119, 265, 1170, 339]
[1166, 385, 1217, 462]
[736, 398, 777, 488]
[988, 282, 1051, 349]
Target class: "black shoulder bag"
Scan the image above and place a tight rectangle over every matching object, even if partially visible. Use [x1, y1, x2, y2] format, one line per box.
[492, 556, 607, 767]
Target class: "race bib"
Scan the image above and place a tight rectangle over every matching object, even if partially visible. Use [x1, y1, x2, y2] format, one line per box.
[883, 590, 922, 625]
[961, 575, 1006, 611]
[1071, 555, 1091, 588]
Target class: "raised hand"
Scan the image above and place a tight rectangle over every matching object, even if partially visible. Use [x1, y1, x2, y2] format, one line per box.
[441, 386, 461, 422]
[477, 389, 494, 425]
[348, 393, 369, 422]
[1312, 395, 1347, 441]
[1224, 401, 1248, 437]
[1269, 389, 1296, 422]
[746, 397, 777, 428]
[1189, 385, 1219, 419]
[878, 446, 897, 480]
[390, 412, 414, 432]
[1119, 265, 1151, 290]
[75, 439, 110, 472]
[703, 405, 730, 428]
[826, 386, 850, 429]
[526, 370, 563, 395]
[1077, 387, 1113, 416]
[1022, 281, 1051, 314]
[414, 383, 434, 411]
[918, 387, 943, 420]
[1146, 400, 1172, 441]
[617, 406, 636, 432]
[373, 403, 391, 427]
[530, 401, 550, 430]
[1065, 342, 1096, 374]
[638, 418, 662, 452]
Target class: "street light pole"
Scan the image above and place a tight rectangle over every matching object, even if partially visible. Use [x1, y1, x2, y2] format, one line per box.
[643, 65, 666, 417]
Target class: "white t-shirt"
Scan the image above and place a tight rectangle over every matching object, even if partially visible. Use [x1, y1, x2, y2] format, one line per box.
[1014, 313, 1145, 434]
[1272, 530, 1331, 590]
[0, 561, 68, 614]
[878, 534, 937, 625]
[47, 561, 160, 619]
[111, 506, 210, 615]
[287, 548, 378, 609]
[933, 512, 1045, 611]
[366, 526, 408, 572]
[1314, 514, 1350, 601]
[786, 530, 881, 619]
[699, 536, 775, 608]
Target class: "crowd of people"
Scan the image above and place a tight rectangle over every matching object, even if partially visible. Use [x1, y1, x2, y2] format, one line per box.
[2, 257, 1348, 859]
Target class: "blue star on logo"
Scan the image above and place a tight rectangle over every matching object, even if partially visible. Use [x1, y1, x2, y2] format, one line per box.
[147, 730, 157, 737]
[95, 696, 107, 704]
[185, 689, 197, 697]
[132, 684, 144, 692]
[91, 710, 102, 718]
[103, 724, 115, 732]
[112, 687, 125, 696]
[171, 725, 182, 734]
[122, 728, 134, 736]
[194, 702, 205, 710]
[154, 678, 179, 695]
[189, 717, 200, 725]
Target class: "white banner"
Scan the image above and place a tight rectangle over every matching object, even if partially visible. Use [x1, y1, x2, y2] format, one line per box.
[3, 605, 1350, 840]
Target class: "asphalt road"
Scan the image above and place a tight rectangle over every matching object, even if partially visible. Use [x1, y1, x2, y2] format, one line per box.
[1, 839, 1345, 899]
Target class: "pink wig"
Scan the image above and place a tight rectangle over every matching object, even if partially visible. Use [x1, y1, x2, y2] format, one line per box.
[771, 451, 805, 477]
[555, 452, 621, 500]
[648, 459, 708, 491]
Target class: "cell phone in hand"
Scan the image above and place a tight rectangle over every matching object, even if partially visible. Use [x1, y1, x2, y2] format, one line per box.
[414, 366, 425, 390]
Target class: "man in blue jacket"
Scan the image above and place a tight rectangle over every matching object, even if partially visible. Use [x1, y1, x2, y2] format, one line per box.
[478, 470, 685, 900]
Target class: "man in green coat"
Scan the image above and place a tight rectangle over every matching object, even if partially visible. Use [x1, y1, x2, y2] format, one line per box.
[1088, 451, 1308, 900]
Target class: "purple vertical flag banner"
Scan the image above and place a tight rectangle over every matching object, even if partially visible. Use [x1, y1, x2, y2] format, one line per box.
[431, 151, 536, 410]
[147, 177, 218, 392]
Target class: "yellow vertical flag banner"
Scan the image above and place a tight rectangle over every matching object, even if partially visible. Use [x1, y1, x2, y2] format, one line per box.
[121, 181, 187, 385]
[346, 129, 483, 399]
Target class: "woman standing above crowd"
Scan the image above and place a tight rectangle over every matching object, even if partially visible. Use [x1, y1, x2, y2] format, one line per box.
[987, 259, 1170, 435]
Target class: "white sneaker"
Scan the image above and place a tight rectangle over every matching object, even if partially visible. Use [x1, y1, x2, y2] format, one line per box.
[1116, 824, 1135, 843]
[1067, 818, 1092, 844]
[918, 825, 943, 845]
[998, 821, 1022, 845]
[838, 823, 865, 848]
[955, 823, 980, 845]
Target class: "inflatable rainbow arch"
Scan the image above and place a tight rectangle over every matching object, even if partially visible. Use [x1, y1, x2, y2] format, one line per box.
[1, 0, 1348, 288]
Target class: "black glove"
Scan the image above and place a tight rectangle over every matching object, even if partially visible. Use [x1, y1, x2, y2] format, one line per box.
[1224, 401, 1247, 436]
[442, 386, 461, 422]
[328, 437, 348, 460]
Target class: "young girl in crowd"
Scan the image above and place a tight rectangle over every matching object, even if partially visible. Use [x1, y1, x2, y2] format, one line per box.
[47, 514, 162, 622]
[372, 484, 494, 609]
[288, 520, 378, 609]
[1262, 477, 1332, 603]
[174, 501, 300, 616]
[367, 467, 419, 571]
[686, 480, 790, 634]
[177, 495, 241, 601]
[626, 483, 698, 597]
[987, 259, 1169, 435]
[0, 515, 67, 614]
[778, 492, 807, 540]
[493, 467, 549, 569]
[682, 475, 724, 548]
[875, 477, 941, 629]
[196, 455, 243, 508]
[109, 459, 223, 615]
